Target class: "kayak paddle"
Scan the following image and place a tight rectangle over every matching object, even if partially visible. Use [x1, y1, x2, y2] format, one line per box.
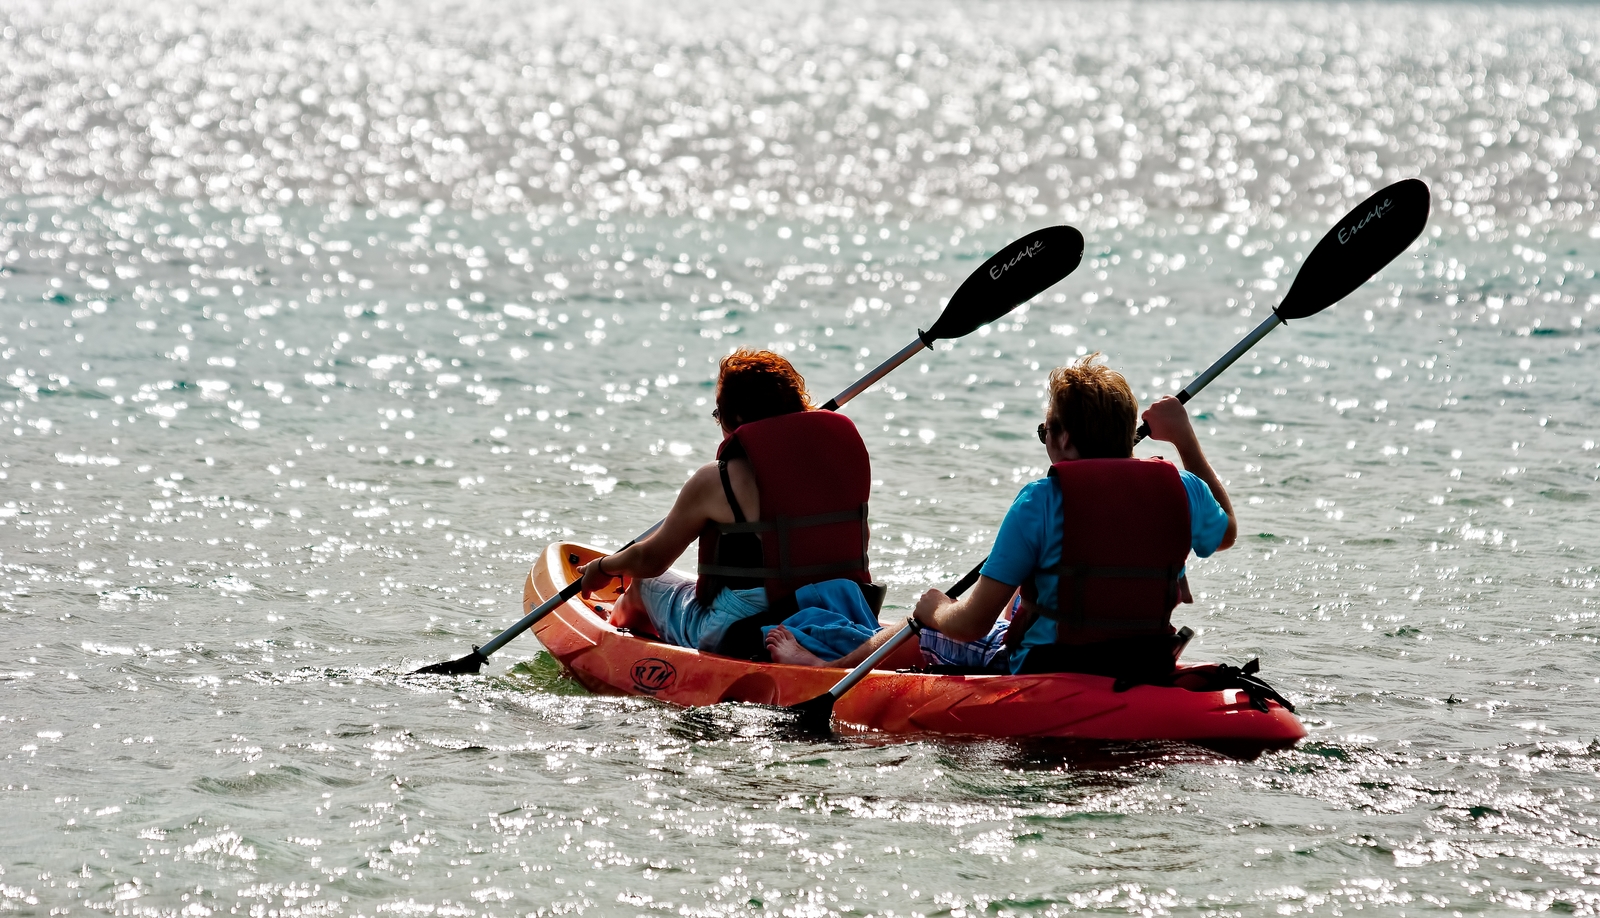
[785, 178, 1432, 728]
[821, 225, 1086, 410]
[784, 559, 985, 731]
[1133, 177, 1432, 442]
[410, 225, 1087, 676]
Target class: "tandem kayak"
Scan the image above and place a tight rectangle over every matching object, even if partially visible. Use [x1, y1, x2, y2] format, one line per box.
[523, 542, 1307, 748]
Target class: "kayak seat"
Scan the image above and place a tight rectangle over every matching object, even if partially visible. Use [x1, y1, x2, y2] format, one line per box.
[859, 582, 887, 616]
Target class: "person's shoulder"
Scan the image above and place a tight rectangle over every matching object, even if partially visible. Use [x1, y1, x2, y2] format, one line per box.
[682, 460, 723, 494]
[1010, 475, 1056, 503]
[986, 476, 1058, 576]
[1177, 468, 1222, 507]
[1018, 476, 1056, 497]
[670, 460, 734, 522]
[1004, 476, 1060, 518]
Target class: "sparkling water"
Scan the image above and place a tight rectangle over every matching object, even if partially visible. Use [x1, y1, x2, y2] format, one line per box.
[3, 1, 1599, 914]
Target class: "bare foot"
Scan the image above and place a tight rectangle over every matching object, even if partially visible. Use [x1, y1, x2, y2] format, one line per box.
[765, 626, 829, 667]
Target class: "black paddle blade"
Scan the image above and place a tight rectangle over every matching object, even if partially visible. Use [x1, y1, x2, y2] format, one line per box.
[411, 647, 488, 676]
[923, 225, 1085, 343]
[1277, 178, 1430, 321]
[782, 692, 838, 733]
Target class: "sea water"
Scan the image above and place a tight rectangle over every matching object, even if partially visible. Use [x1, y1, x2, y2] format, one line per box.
[3, 1, 1599, 914]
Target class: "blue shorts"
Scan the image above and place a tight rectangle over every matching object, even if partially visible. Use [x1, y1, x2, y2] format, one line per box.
[631, 568, 768, 652]
[919, 618, 1010, 671]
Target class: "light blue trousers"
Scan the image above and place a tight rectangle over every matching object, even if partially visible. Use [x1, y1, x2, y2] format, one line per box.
[631, 568, 769, 652]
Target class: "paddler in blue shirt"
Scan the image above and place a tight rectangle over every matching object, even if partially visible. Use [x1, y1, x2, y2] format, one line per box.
[579, 348, 878, 659]
[767, 353, 1235, 680]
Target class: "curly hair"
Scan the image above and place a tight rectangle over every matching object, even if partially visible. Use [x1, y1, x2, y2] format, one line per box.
[716, 349, 812, 426]
[1047, 352, 1138, 459]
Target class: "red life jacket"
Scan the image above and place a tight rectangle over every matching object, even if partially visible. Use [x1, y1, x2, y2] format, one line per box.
[1026, 458, 1193, 645]
[696, 410, 872, 612]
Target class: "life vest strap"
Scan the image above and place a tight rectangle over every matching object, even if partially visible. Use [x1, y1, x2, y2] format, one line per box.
[1033, 562, 1184, 633]
[697, 410, 873, 631]
[1052, 563, 1180, 580]
[700, 504, 869, 582]
[697, 558, 866, 579]
[1017, 594, 1181, 634]
[712, 506, 865, 534]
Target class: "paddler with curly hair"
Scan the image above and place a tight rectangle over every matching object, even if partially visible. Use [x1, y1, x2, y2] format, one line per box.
[579, 348, 877, 659]
[767, 352, 1235, 680]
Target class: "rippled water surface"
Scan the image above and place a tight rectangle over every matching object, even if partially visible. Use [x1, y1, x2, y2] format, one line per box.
[4, 1, 1600, 914]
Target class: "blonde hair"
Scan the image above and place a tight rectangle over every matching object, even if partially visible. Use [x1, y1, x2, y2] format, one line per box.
[1047, 353, 1138, 458]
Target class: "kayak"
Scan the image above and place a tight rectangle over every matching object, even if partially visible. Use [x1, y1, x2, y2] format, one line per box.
[523, 542, 1307, 747]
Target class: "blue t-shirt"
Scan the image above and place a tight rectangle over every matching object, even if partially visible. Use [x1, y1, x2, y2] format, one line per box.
[979, 467, 1229, 673]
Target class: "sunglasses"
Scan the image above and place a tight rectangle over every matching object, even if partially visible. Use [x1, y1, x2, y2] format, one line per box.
[1036, 421, 1064, 444]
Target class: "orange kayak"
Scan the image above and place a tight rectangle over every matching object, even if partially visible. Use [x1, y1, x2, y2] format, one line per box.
[524, 542, 1307, 747]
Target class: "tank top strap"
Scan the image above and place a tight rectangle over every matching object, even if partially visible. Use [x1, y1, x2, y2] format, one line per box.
[717, 459, 748, 523]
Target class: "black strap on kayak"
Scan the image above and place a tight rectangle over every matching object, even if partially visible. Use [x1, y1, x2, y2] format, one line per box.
[1155, 658, 1297, 712]
[1220, 658, 1297, 713]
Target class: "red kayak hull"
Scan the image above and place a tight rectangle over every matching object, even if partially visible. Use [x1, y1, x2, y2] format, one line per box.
[526, 542, 1306, 746]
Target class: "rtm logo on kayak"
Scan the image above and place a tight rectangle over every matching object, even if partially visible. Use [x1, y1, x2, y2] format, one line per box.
[1338, 197, 1395, 245]
[989, 239, 1045, 281]
[630, 658, 677, 694]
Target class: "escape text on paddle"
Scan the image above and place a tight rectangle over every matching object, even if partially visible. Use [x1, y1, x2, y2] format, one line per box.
[1338, 197, 1395, 245]
[989, 239, 1046, 280]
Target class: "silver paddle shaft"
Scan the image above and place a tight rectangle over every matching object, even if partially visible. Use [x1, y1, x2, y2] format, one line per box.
[822, 618, 920, 699]
[476, 520, 663, 657]
[814, 555, 982, 701]
[820, 337, 930, 411]
[1134, 312, 1283, 446]
[478, 586, 577, 657]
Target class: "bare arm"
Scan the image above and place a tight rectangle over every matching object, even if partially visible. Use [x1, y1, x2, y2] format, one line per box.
[1141, 395, 1237, 551]
[579, 461, 725, 594]
[912, 575, 1017, 643]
